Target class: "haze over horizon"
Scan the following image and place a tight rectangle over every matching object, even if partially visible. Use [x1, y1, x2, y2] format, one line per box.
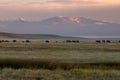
[0, 0, 120, 23]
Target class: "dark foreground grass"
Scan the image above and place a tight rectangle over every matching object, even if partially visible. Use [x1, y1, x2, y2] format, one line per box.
[0, 58, 120, 70]
[0, 68, 120, 80]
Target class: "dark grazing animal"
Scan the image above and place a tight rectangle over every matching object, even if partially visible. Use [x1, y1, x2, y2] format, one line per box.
[119, 40, 120, 43]
[96, 40, 101, 43]
[66, 40, 72, 43]
[45, 40, 49, 43]
[106, 40, 111, 43]
[102, 40, 106, 43]
[26, 40, 31, 43]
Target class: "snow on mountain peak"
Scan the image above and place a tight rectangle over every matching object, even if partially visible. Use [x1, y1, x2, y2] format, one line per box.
[58, 16, 64, 18]
[69, 17, 80, 23]
[95, 22, 106, 25]
[57, 16, 80, 23]
[16, 17, 26, 22]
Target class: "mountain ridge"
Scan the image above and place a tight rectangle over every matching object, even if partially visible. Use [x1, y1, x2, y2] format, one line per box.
[0, 16, 120, 36]
[0, 32, 85, 39]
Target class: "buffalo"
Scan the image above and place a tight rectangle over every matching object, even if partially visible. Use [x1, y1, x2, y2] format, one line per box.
[102, 40, 106, 43]
[26, 40, 31, 43]
[45, 40, 49, 43]
[66, 40, 72, 43]
[106, 40, 111, 43]
[96, 40, 101, 43]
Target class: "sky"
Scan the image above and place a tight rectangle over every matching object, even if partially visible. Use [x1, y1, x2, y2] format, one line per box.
[0, 0, 120, 23]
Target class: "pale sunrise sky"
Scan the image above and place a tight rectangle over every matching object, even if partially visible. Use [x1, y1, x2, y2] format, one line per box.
[0, 0, 120, 23]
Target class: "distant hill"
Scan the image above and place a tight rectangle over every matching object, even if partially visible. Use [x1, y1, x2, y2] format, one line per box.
[0, 32, 85, 39]
[0, 16, 120, 36]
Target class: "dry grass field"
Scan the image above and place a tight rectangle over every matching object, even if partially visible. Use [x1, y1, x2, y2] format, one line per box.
[0, 43, 120, 80]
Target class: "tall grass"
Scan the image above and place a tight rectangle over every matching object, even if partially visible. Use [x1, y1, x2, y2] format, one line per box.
[0, 58, 120, 70]
[0, 68, 120, 80]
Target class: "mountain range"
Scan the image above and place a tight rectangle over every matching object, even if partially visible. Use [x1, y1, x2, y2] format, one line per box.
[0, 16, 120, 37]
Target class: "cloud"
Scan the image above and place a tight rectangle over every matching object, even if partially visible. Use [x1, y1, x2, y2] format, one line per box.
[0, 0, 120, 11]
[44, 0, 120, 6]
[51, 0, 101, 3]
[0, 0, 120, 23]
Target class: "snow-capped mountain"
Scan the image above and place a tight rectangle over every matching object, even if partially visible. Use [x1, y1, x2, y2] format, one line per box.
[0, 16, 120, 36]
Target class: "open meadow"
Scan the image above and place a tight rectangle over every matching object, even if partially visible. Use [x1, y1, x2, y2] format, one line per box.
[0, 43, 120, 80]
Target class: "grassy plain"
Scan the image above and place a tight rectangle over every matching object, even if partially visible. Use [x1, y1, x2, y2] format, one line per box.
[0, 43, 120, 63]
[0, 43, 120, 80]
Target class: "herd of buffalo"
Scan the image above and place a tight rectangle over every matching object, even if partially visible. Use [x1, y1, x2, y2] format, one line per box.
[0, 39, 120, 43]
[0, 40, 30, 43]
[96, 40, 120, 43]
